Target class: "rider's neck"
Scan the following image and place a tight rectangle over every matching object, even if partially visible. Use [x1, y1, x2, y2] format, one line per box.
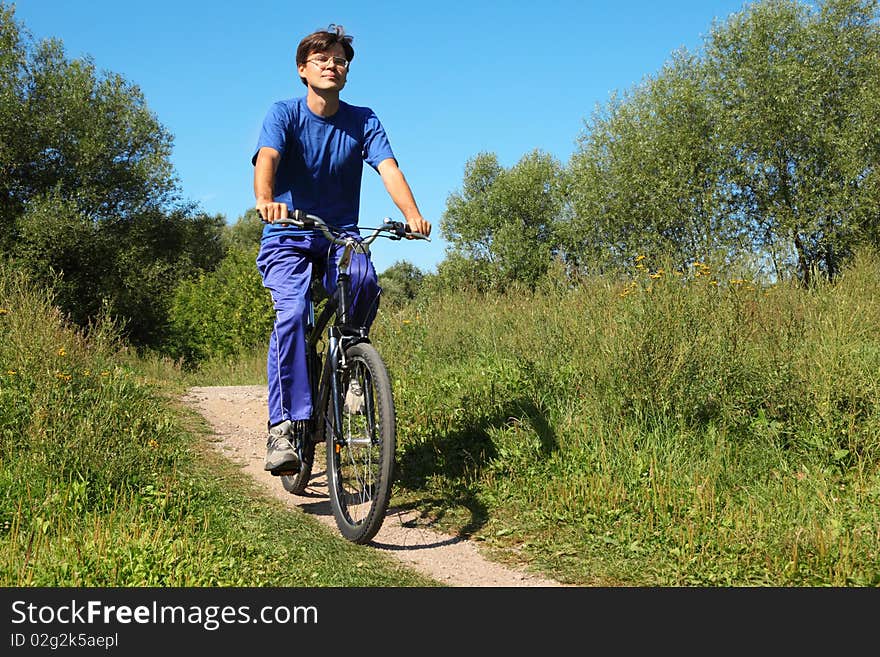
[306, 88, 340, 118]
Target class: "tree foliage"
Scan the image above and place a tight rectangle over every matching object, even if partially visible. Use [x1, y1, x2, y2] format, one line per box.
[222, 208, 265, 251]
[377, 260, 425, 307]
[166, 244, 273, 365]
[565, 51, 738, 275]
[562, 0, 880, 283]
[0, 4, 225, 347]
[441, 150, 564, 289]
[0, 6, 179, 237]
[705, 0, 880, 282]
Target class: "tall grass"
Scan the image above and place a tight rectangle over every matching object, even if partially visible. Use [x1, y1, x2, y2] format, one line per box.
[6, 242, 878, 586]
[0, 263, 436, 586]
[375, 248, 880, 585]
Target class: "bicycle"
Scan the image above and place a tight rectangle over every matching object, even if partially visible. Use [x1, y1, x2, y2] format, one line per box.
[265, 210, 429, 544]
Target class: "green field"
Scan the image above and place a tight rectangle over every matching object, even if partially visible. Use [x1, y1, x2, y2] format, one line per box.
[3, 251, 878, 586]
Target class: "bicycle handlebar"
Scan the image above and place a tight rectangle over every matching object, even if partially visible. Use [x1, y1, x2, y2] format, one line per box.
[265, 209, 431, 247]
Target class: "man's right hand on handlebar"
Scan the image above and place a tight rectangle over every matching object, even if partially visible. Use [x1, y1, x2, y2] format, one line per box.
[256, 199, 289, 223]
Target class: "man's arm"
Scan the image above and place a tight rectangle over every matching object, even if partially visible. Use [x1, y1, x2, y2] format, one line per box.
[254, 146, 288, 222]
[377, 158, 432, 237]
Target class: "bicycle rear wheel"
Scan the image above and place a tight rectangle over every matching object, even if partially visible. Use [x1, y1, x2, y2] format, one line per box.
[324, 341, 395, 544]
[279, 438, 315, 495]
[281, 344, 323, 495]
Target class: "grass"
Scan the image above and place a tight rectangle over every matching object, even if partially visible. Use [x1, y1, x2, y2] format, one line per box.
[3, 246, 879, 586]
[373, 249, 880, 586]
[0, 264, 437, 587]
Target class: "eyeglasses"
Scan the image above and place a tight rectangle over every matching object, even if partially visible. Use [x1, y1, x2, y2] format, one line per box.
[307, 54, 349, 70]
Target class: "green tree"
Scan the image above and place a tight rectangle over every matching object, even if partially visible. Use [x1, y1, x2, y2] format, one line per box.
[223, 208, 265, 251]
[441, 150, 564, 289]
[13, 193, 225, 346]
[0, 6, 179, 239]
[378, 260, 425, 306]
[566, 51, 738, 275]
[0, 4, 226, 347]
[565, 0, 880, 282]
[705, 0, 880, 282]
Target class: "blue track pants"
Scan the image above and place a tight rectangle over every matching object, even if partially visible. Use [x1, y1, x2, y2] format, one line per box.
[256, 232, 380, 427]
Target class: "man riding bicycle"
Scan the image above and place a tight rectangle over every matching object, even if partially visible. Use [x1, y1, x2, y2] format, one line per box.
[252, 24, 431, 475]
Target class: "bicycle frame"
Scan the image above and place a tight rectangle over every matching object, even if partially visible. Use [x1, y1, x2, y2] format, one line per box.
[268, 209, 429, 542]
[305, 235, 369, 446]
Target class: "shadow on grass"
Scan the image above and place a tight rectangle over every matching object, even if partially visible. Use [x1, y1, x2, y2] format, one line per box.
[395, 397, 557, 537]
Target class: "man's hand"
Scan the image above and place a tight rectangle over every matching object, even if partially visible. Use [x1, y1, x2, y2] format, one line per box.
[405, 215, 431, 238]
[256, 199, 289, 223]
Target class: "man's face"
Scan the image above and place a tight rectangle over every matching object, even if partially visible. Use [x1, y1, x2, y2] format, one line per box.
[298, 43, 349, 92]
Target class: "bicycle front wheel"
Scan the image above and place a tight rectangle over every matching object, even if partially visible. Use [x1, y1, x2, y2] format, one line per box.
[324, 341, 395, 544]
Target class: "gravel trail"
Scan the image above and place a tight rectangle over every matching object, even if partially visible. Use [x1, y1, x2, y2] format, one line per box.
[182, 385, 564, 587]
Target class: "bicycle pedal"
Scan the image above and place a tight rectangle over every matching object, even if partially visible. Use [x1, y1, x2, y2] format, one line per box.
[271, 468, 300, 477]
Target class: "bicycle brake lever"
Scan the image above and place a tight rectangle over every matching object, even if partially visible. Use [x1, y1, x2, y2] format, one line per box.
[382, 217, 408, 239]
[291, 209, 313, 228]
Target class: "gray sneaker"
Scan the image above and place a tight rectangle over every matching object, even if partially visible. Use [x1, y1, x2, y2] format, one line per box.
[264, 420, 301, 473]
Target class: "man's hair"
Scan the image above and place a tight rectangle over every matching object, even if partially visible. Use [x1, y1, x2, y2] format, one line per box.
[296, 24, 355, 86]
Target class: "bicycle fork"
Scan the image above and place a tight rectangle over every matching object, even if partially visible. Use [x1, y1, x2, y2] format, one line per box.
[327, 329, 345, 453]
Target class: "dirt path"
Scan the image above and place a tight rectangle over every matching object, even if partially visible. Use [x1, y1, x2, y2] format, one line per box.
[181, 385, 564, 587]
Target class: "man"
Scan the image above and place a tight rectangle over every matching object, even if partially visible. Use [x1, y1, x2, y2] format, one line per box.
[253, 24, 431, 474]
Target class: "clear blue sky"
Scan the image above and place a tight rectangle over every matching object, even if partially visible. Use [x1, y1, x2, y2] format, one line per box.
[12, 0, 749, 274]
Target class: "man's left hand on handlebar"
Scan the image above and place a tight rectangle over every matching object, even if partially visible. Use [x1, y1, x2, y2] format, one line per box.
[405, 215, 431, 238]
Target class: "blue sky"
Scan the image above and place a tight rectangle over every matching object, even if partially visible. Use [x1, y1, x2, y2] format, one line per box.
[12, 0, 749, 274]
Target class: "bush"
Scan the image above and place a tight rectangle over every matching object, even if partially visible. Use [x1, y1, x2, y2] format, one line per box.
[166, 244, 273, 365]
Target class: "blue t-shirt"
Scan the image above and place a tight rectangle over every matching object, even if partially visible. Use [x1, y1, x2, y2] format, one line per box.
[252, 96, 396, 238]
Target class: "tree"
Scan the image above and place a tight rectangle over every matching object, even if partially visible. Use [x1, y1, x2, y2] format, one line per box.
[565, 0, 880, 283]
[0, 6, 179, 241]
[565, 51, 739, 275]
[0, 4, 226, 348]
[441, 150, 564, 289]
[705, 0, 880, 283]
[166, 243, 273, 365]
[13, 192, 225, 346]
[377, 260, 425, 306]
[223, 208, 265, 251]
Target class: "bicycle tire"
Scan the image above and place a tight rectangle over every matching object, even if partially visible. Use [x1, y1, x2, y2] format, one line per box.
[280, 344, 323, 495]
[279, 439, 316, 495]
[324, 341, 395, 544]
